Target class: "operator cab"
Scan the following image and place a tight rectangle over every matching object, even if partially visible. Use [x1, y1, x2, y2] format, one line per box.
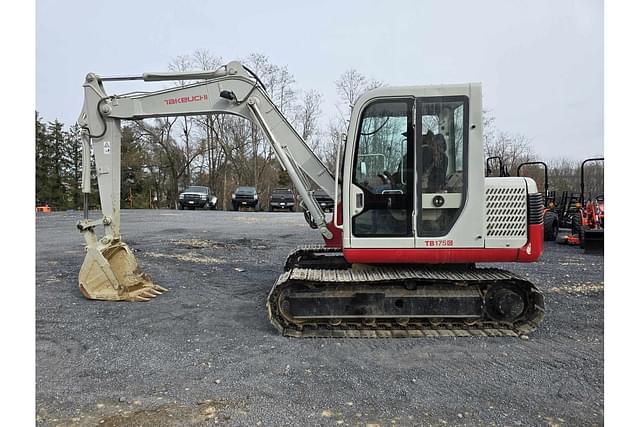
[342, 85, 484, 255]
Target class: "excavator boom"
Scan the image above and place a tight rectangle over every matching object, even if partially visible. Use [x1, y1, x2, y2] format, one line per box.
[77, 61, 338, 302]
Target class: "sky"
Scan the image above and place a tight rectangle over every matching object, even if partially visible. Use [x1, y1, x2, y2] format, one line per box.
[36, 0, 603, 161]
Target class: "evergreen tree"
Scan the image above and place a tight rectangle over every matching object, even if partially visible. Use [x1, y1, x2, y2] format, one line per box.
[65, 124, 83, 209]
[47, 120, 68, 209]
[35, 112, 52, 205]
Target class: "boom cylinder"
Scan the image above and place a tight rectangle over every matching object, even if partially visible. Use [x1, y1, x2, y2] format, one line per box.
[247, 97, 333, 240]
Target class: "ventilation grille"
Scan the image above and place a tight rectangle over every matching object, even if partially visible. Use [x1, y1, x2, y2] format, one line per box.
[527, 193, 544, 224]
[486, 187, 527, 238]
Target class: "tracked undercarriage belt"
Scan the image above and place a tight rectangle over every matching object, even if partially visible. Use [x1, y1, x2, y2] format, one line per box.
[267, 247, 545, 338]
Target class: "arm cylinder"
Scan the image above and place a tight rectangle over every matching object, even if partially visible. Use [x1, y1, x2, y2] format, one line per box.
[81, 130, 92, 219]
[247, 98, 333, 239]
[81, 130, 92, 194]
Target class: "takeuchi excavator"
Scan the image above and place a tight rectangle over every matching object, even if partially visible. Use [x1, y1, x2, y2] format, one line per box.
[77, 61, 545, 337]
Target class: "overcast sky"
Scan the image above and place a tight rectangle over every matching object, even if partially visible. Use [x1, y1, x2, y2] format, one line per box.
[36, 0, 603, 161]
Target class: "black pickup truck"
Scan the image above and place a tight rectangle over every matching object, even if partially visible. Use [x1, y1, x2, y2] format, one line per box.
[312, 188, 334, 212]
[231, 186, 259, 211]
[268, 188, 296, 212]
[178, 186, 217, 210]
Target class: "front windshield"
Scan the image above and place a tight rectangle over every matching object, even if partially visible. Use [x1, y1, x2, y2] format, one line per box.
[352, 99, 412, 237]
[354, 101, 409, 193]
[184, 186, 207, 193]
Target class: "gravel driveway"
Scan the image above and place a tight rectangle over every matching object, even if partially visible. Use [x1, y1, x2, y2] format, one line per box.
[36, 210, 604, 426]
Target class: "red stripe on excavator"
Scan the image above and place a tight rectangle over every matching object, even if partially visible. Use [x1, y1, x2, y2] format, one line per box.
[323, 220, 343, 248]
[342, 224, 543, 264]
[322, 201, 344, 248]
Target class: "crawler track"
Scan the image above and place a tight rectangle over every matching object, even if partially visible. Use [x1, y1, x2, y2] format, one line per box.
[267, 247, 545, 338]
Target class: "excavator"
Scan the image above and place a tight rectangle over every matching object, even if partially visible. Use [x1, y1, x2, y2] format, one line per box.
[76, 61, 545, 337]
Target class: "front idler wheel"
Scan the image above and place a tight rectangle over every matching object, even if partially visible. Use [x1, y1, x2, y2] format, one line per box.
[484, 285, 527, 322]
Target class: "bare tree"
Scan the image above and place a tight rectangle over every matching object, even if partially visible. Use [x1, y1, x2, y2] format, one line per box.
[188, 50, 223, 192]
[295, 89, 323, 152]
[273, 65, 297, 119]
[168, 55, 197, 184]
[192, 49, 222, 71]
[546, 158, 603, 198]
[322, 117, 345, 172]
[224, 54, 299, 202]
[483, 112, 535, 176]
[88, 53, 324, 209]
[321, 69, 385, 171]
[335, 69, 367, 112]
[132, 118, 203, 208]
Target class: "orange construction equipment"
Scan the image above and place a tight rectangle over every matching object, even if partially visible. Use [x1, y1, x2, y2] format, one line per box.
[563, 158, 604, 253]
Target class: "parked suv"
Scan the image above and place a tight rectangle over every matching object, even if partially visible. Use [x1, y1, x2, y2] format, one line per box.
[231, 186, 259, 211]
[312, 188, 334, 212]
[178, 186, 217, 210]
[268, 188, 296, 212]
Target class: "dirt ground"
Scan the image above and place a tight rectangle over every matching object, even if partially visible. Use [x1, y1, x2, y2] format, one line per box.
[36, 210, 604, 426]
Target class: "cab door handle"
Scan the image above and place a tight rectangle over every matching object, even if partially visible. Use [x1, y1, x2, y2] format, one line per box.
[351, 184, 365, 216]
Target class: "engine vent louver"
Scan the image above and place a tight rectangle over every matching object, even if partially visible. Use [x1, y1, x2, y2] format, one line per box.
[485, 187, 528, 238]
[527, 193, 544, 225]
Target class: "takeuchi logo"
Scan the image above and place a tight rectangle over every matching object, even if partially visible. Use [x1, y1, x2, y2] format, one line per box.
[163, 94, 208, 106]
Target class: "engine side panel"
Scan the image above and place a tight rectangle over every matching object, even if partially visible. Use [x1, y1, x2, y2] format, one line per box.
[484, 177, 530, 248]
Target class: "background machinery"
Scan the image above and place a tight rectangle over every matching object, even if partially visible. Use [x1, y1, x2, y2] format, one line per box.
[517, 161, 559, 242]
[556, 190, 583, 229]
[76, 60, 545, 337]
[485, 156, 510, 177]
[563, 157, 604, 253]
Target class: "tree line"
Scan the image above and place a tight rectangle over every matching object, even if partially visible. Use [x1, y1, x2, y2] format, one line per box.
[483, 115, 604, 199]
[35, 51, 603, 211]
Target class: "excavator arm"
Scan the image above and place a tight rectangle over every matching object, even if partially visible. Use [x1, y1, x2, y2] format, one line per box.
[77, 61, 338, 301]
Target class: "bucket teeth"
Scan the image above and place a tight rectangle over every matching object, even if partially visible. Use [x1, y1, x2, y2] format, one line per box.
[125, 285, 168, 302]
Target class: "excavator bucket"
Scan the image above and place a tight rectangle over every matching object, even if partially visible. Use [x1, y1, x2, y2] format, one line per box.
[583, 229, 604, 254]
[78, 240, 167, 301]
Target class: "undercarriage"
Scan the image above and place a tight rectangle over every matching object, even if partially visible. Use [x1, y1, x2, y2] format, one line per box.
[267, 247, 545, 338]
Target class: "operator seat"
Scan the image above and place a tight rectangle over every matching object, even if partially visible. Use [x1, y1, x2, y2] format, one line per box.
[426, 134, 448, 193]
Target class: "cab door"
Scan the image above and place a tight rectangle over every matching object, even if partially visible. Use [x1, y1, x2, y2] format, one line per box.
[348, 98, 415, 249]
[414, 97, 467, 240]
[413, 90, 484, 249]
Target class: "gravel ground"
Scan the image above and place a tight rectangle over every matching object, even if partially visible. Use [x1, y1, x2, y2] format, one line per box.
[36, 210, 604, 426]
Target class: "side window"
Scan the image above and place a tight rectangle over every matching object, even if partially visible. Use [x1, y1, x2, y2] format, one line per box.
[352, 100, 413, 237]
[417, 98, 468, 236]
